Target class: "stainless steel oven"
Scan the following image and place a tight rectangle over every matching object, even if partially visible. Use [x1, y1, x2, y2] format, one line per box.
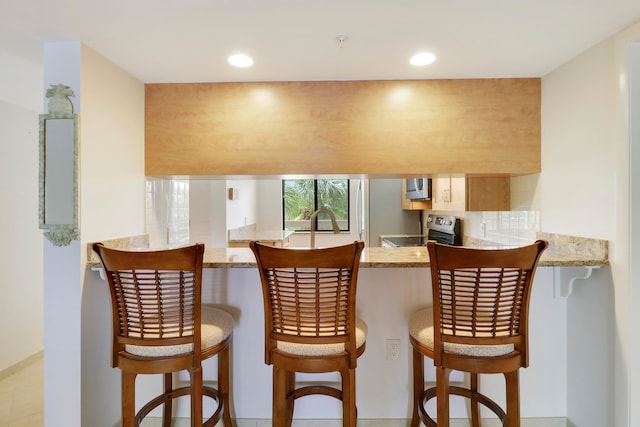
[426, 214, 461, 246]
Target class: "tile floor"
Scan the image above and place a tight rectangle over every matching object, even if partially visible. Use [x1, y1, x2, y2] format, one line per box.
[0, 356, 44, 427]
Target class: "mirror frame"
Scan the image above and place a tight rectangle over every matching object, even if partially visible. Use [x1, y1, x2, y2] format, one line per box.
[39, 112, 79, 246]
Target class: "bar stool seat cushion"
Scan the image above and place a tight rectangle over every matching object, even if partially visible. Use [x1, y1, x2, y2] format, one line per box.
[276, 318, 368, 356]
[126, 306, 234, 357]
[409, 307, 514, 357]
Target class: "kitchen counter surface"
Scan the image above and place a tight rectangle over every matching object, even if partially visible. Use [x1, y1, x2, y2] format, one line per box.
[227, 224, 294, 247]
[87, 232, 609, 269]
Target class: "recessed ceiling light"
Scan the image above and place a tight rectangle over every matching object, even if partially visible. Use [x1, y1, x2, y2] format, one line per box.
[228, 54, 254, 68]
[410, 52, 436, 66]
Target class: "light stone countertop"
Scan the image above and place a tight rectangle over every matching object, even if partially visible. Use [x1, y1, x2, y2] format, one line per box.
[228, 230, 294, 243]
[227, 224, 294, 244]
[87, 232, 609, 269]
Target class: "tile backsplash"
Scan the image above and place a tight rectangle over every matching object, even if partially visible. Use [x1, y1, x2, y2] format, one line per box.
[448, 173, 541, 247]
[426, 209, 540, 247]
[471, 210, 540, 246]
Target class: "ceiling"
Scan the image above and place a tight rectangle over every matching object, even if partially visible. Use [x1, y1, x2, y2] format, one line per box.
[2, 0, 640, 83]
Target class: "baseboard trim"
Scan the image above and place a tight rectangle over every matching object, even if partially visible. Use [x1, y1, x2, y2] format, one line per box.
[0, 350, 43, 382]
[144, 417, 567, 427]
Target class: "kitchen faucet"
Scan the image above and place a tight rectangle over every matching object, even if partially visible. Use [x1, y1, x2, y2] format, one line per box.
[309, 207, 340, 248]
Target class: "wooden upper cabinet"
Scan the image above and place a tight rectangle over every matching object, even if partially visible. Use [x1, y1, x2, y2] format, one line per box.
[432, 174, 510, 212]
[145, 79, 541, 177]
[432, 174, 466, 211]
[466, 176, 511, 211]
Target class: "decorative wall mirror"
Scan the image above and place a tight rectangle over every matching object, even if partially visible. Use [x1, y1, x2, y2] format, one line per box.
[39, 84, 79, 246]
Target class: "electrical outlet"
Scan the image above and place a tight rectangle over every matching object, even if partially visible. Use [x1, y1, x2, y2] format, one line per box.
[386, 339, 401, 361]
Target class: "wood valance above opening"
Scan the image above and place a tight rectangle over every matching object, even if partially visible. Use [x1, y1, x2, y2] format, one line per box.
[145, 78, 540, 177]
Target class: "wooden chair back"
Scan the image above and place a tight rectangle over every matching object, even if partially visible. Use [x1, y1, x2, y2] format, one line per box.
[426, 240, 548, 368]
[250, 241, 365, 367]
[92, 243, 205, 367]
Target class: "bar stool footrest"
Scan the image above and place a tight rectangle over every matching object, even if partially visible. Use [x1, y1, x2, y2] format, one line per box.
[134, 385, 224, 427]
[417, 385, 507, 427]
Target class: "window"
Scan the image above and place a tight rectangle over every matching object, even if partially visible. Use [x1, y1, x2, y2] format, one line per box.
[282, 179, 350, 232]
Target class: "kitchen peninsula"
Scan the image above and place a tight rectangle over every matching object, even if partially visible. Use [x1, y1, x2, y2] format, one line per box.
[86, 231, 607, 424]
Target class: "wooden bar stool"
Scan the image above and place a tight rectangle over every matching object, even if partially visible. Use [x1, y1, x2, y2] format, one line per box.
[93, 242, 235, 427]
[410, 240, 547, 427]
[250, 241, 366, 427]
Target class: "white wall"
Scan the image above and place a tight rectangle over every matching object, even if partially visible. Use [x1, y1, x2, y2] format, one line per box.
[40, 41, 145, 427]
[541, 33, 619, 427]
[226, 179, 258, 230]
[541, 40, 617, 240]
[79, 44, 145, 427]
[0, 36, 44, 372]
[190, 179, 227, 247]
[78, 44, 145, 243]
[42, 40, 83, 427]
[256, 179, 283, 231]
[189, 178, 261, 247]
[629, 38, 640, 427]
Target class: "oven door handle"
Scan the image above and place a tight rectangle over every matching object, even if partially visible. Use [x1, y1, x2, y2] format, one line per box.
[427, 229, 457, 245]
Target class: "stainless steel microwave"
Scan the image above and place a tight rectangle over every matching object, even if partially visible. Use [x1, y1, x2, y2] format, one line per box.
[405, 177, 432, 200]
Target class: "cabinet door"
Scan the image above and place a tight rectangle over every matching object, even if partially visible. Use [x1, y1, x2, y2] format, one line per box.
[432, 174, 466, 211]
[431, 175, 449, 210]
[448, 174, 467, 211]
[466, 176, 510, 211]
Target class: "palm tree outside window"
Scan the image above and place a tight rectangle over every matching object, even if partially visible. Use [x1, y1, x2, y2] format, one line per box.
[282, 179, 350, 232]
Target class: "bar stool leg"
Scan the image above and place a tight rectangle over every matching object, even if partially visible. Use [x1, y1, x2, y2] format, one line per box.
[190, 366, 204, 427]
[470, 373, 480, 427]
[436, 367, 451, 427]
[411, 347, 424, 427]
[285, 371, 295, 427]
[504, 370, 520, 427]
[272, 366, 287, 427]
[341, 368, 356, 427]
[162, 373, 173, 427]
[218, 346, 233, 426]
[122, 371, 137, 427]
